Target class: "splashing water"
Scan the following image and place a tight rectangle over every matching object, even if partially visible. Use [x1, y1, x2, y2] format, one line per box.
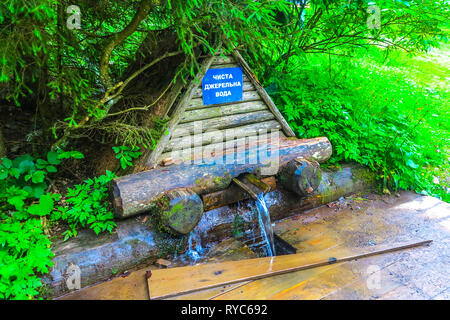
[186, 230, 205, 263]
[255, 193, 276, 257]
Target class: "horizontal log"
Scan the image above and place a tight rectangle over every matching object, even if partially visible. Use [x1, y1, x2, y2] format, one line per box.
[173, 111, 275, 138]
[209, 63, 239, 69]
[159, 131, 284, 164]
[211, 55, 235, 65]
[188, 90, 260, 108]
[165, 120, 282, 152]
[111, 136, 332, 218]
[192, 81, 254, 99]
[182, 100, 267, 123]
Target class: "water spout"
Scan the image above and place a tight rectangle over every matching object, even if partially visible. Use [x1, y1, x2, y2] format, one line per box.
[255, 193, 276, 257]
[186, 230, 205, 264]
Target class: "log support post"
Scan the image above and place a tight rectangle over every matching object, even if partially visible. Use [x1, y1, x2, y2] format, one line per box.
[277, 157, 321, 196]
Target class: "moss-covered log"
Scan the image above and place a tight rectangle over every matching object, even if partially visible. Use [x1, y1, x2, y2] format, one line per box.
[156, 188, 204, 235]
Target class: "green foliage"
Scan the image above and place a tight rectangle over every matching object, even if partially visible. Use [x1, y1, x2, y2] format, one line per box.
[266, 46, 449, 201]
[0, 150, 83, 300]
[55, 170, 117, 240]
[113, 146, 142, 170]
[0, 218, 53, 300]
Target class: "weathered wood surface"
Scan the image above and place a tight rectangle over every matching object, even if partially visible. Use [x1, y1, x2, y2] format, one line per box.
[188, 90, 260, 108]
[164, 120, 282, 152]
[182, 100, 267, 122]
[173, 111, 275, 138]
[159, 131, 285, 164]
[144, 45, 221, 169]
[111, 136, 332, 218]
[277, 157, 321, 196]
[211, 55, 234, 65]
[192, 81, 254, 99]
[157, 188, 204, 235]
[202, 176, 276, 211]
[209, 63, 240, 69]
[147, 240, 432, 299]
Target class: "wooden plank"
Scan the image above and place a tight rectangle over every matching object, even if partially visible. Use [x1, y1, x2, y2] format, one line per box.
[192, 81, 254, 99]
[230, 48, 296, 137]
[211, 55, 235, 65]
[188, 90, 260, 108]
[144, 44, 222, 169]
[210, 63, 240, 69]
[147, 240, 432, 299]
[181, 101, 268, 124]
[159, 131, 284, 164]
[164, 120, 282, 152]
[173, 111, 275, 138]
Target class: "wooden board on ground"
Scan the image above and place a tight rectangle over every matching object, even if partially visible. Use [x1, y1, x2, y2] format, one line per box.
[147, 240, 431, 299]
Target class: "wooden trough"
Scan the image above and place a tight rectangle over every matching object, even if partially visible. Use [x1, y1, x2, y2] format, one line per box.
[110, 46, 332, 233]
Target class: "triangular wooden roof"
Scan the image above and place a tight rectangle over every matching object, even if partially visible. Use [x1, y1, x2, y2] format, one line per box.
[143, 46, 296, 169]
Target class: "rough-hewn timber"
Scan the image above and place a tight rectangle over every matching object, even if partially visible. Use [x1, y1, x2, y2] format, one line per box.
[111, 136, 332, 218]
[277, 157, 321, 196]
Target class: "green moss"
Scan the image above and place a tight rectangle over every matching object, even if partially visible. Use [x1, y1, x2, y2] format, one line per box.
[352, 168, 377, 185]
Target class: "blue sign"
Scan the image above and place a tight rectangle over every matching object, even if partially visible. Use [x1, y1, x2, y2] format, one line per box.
[202, 67, 243, 106]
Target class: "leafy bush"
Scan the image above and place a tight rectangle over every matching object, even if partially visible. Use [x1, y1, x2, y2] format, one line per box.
[0, 150, 82, 299]
[112, 146, 142, 170]
[55, 171, 117, 240]
[266, 47, 449, 201]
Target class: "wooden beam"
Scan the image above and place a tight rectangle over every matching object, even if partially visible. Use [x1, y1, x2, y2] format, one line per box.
[173, 110, 275, 137]
[188, 91, 260, 108]
[181, 100, 267, 123]
[147, 240, 432, 299]
[164, 120, 282, 152]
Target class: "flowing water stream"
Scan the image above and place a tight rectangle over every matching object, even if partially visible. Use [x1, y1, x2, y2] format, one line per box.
[255, 193, 276, 257]
[184, 192, 276, 263]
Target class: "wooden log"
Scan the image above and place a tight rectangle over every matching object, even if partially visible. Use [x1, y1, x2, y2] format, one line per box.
[174, 111, 275, 137]
[188, 90, 260, 108]
[182, 100, 267, 123]
[211, 55, 235, 65]
[157, 188, 204, 235]
[164, 120, 282, 152]
[209, 63, 240, 69]
[111, 136, 332, 218]
[277, 157, 321, 196]
[159, 131, 285, 164]
[202, 177, 276, 211]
